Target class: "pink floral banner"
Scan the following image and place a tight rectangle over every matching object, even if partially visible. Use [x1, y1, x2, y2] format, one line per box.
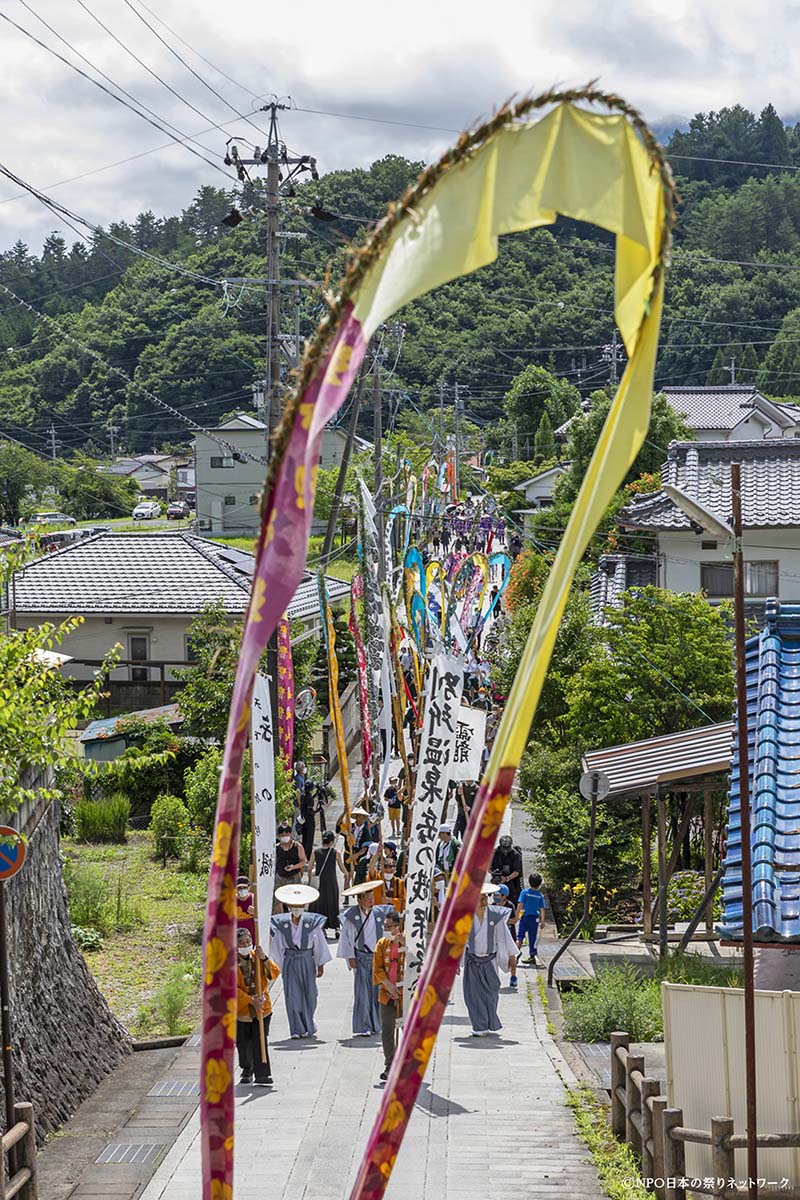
[200, 311, 367, 1198]
[277, 615, 294, 769]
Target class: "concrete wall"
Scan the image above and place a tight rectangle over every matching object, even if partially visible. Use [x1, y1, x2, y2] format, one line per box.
[4, 800, 130, 1141]
[659, 527, 800, 601]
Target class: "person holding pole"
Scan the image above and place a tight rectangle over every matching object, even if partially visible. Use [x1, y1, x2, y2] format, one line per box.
[372, 911, 405, 1082]
[338, 880, 395, 1036]
[461, 883, 518, 1037]
[236, 927, 279, 1086]
[270, 884, 331, 1038]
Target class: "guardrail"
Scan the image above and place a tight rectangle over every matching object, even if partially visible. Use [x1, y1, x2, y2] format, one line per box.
[610, 1032, 800, 1199]
[0, 1102, 37, 1199]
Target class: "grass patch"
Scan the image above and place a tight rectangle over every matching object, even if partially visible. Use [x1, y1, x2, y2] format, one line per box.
[63, 832, 207, 1035]
[566, 1084, 650, 1200]
[535, 974, 556, 1036]
[562, 954, 742, 1042]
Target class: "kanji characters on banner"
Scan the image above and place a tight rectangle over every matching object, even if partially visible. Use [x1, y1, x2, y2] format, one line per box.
[403, 655, 464, 1011]
[450, 705, 487, 783]
[250, 673, 276, 950]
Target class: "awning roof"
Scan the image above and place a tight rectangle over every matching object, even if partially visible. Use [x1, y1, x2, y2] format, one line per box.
[582, 721, 734, 799]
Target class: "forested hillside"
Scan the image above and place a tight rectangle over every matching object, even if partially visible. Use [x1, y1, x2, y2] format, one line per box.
[4, 102, 800, 458]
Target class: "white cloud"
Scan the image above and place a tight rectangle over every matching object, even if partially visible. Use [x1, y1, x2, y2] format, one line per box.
[0, 0, 798, 252]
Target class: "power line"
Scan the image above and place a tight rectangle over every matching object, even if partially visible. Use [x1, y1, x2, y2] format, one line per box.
[134, 0, 261, 103]
[71, 0, 256, 146]
[0, 280, 268, 465]
[121, 0, 269, 142]
[0, 9, 234, 182]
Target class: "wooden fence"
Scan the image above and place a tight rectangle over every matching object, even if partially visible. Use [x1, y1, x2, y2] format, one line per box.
[610, 1032, 800, 1199]
[0, 1103, 37, 1199]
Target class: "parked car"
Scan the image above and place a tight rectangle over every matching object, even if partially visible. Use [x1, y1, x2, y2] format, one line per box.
[30, 511, 76, 526]
[132, 501, 161, 520]
[166, 500, 189, 520]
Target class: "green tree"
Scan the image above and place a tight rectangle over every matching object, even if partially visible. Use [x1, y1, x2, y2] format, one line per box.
[565, 587, 735, 749]
[54, 453, 139, 520]
[1, 542, 116, 813]
[706, 342, 760, 385]
[502, 365, 580, 459]
[760, 307, 800, 395]
[533, 410, 556, 463]
[0, 441, 50, 524]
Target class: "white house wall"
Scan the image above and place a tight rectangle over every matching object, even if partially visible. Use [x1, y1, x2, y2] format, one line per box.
[14, 613, 196, 681]
[194, 430, 268, 535]
[659, 527, 800, 601]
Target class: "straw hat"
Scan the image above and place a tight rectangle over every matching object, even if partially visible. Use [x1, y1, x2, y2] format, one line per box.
[480, 882, 498, 896]
[342, 879, 383, 897]
[351, 806, 370, 818]
[274, 884, 319, 905]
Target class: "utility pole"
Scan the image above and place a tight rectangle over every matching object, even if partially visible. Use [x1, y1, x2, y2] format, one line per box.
[608, 328, 620, 387]
[453, 380, 461, 499]
[373, 359, 385, 582]
[224, 102, 318, 717]
[438, 379, 446, 455]
[321, 367, 366, 566]
[47, 423, 58, 460]
[728, 356, 737, 385]
[107, 418, 120, 461]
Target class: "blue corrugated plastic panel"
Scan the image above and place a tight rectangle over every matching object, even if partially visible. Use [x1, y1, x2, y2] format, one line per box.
[718, 600, 800, 942]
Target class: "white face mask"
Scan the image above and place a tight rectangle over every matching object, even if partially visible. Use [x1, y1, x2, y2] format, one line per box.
[238, 945, 251, 956]
[237, 888, 249, 899]
[289, 905, 305, 916]
[383, 871, 395, 881]
[280, 836, 292, 846]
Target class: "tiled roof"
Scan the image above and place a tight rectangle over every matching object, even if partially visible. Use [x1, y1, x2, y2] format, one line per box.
[663, 385, 800, 433]
[12, 532, 349, 620]
[719, 600, 800, 943]
[582, 721, 734, 800]
[620, 440, 800, 530]
[588, 554, 658, 621]
[80, 703, 183, 743]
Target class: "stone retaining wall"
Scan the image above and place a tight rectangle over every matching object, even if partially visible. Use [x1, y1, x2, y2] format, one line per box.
[3, 802, 131, 1141]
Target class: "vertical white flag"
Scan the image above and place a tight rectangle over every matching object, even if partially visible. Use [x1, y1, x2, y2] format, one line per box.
[251, 673, 276, 951]
[403, 654, 464, 1012]
[449, 705, 487, 782]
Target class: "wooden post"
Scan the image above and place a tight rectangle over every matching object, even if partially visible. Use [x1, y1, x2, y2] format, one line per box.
[15, 1102, 36, 1200]
[711, 1116, 734, 1196]
[640, 1078, 661, 1185]
[626, 1053, 645, 1153]
[704, 789, 715, 933]
[651, 1096, 668, 1200]
[643, 794, 653, 936]
[610, 1032, 629, 1137]
[657, 787, 668, 960]
[662, 1107, 686, 1200]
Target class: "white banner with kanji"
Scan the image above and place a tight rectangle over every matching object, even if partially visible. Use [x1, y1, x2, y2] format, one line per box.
[449, 705, 487, 783]
[403, 655, 464, 1012]
[251, 672, 276, 952]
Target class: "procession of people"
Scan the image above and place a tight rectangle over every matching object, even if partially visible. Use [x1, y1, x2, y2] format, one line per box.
[232, 510, 539, 1088]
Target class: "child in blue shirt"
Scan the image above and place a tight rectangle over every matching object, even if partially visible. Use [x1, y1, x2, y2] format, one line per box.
[515, 873, 546, 964]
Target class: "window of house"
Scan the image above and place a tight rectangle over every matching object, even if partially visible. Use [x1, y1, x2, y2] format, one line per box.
[701, 560, 779, 598]
[210, 456, 234, 469]
[184, 634, 199, 663]
[224, 495, 236, 506]
[128, 633, 149, 683]
[249, 494, 259, 505]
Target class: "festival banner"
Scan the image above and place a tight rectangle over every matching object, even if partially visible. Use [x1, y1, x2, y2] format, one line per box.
[318, 576, 351, 826]
[349, 575, 373, 792]
[277, 616, 294, 768]
[403, 654, 464, 1012]
[200, 93, 672, 1200]
[359, 480, 394, 796]
[250, 673, 276, 951]
[450, 705, 487, 783]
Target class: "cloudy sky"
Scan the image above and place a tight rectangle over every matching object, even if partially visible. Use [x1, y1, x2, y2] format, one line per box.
[1, 0, 799, 253]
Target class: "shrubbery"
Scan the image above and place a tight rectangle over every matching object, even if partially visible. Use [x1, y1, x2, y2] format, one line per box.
[149, 793, 189, 859]
[64, 859, 143, 937]
[75, 792, 130, 843]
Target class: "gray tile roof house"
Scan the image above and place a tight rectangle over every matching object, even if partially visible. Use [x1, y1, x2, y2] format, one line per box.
[663, 385, 800, 438]
[12, 531, 350, 620]
[619, 440, 800, 532]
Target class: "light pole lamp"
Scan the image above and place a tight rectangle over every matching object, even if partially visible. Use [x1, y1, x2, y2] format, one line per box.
[664, 465, 758, 1200]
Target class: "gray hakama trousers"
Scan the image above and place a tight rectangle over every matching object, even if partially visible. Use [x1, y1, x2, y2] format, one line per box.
[463, 950, 502, 1033]
[353, 945, 380, 1034]
[283, 945, 318, 1037]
